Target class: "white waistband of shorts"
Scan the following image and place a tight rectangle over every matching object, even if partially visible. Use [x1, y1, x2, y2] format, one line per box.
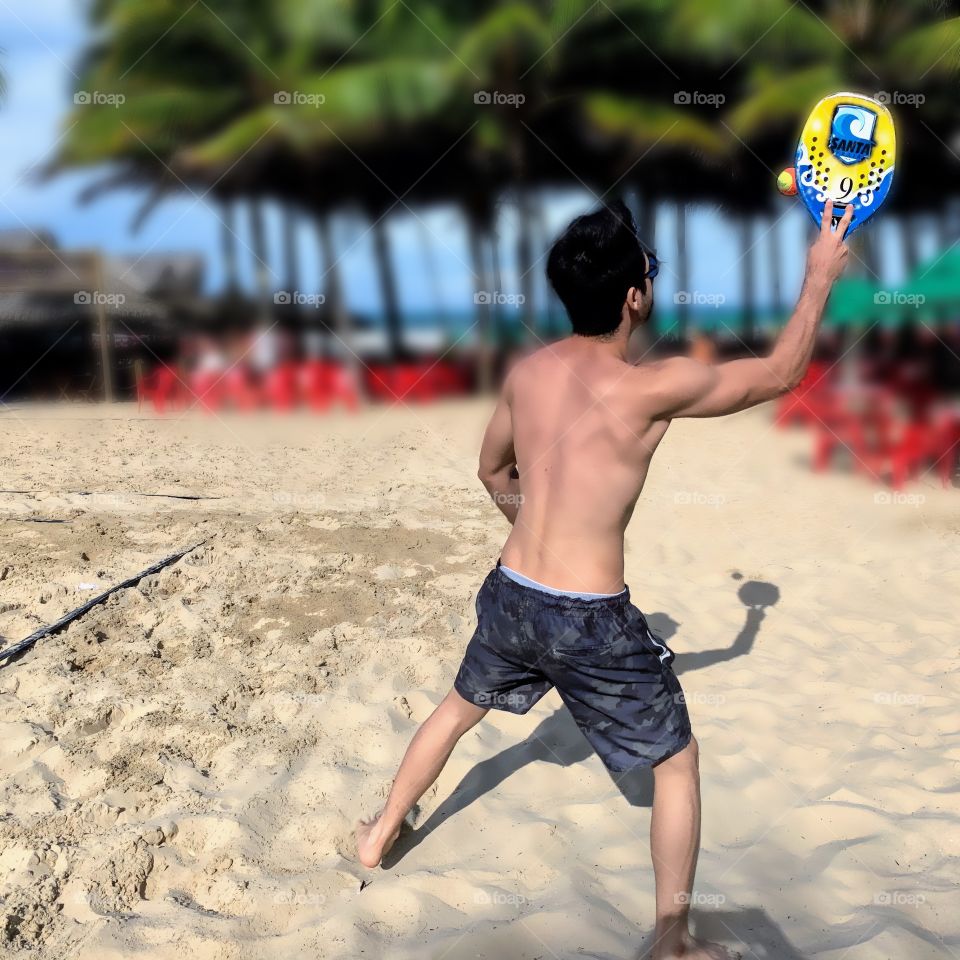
[499, 562, 626, 600]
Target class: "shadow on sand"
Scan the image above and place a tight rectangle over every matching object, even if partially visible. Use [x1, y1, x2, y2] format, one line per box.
[443, 905, 810, 960]
[381, 577, 802, 954]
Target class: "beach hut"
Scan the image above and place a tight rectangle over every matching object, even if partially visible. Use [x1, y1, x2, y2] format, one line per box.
[0, 233, 203, 401]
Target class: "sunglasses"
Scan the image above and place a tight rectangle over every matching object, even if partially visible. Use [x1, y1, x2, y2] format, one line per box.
[642, 250, 659, 283]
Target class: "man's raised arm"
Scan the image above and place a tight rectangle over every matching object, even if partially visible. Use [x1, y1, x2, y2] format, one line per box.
[648, 200, 853, 420]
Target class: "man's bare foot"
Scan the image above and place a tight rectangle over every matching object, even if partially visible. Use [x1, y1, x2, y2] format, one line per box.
[652, 931, 741, 960]
[355, 812, 401, 868]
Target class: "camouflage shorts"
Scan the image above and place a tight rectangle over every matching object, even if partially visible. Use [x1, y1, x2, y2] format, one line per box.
[454, 563, 692, 772]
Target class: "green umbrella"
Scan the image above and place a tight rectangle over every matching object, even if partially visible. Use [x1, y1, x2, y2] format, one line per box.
[824, 277, 882, 328]
[903, 249, 960, 320]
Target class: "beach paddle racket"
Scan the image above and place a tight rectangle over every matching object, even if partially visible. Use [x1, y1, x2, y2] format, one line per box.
[794, 92, 896, 237]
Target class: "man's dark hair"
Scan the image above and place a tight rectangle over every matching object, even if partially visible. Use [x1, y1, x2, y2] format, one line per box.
[546, 199, 647, 338]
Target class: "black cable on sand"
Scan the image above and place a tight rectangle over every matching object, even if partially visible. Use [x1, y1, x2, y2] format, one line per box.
[0, 490, 222, 500]
[8, 518, 73, 524]
[0, 540, 208, 666]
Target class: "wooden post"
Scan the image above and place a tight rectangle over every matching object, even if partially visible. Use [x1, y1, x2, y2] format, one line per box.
[134, 358, 144, 412]
[93, 255, 114, 403]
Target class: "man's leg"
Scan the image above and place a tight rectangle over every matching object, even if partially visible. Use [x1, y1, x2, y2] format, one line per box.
[649, 737, 738, 960]
[356, 687, 488, 867]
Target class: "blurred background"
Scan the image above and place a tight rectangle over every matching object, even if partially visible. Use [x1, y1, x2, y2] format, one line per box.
[1, 0, 959, 486]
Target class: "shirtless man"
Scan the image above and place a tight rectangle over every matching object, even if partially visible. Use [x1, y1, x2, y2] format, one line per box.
[357, 198, 852, 960]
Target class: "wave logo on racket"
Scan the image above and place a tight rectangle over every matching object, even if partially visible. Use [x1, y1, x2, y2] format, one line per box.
[828, 104, 876, 164]
[793, 92, 895, 237]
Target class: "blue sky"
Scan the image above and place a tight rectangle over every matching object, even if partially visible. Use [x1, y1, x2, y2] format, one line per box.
[0, 2, 929, 320]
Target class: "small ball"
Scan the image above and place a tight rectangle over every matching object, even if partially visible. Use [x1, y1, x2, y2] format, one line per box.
[777, 167, 798, 196]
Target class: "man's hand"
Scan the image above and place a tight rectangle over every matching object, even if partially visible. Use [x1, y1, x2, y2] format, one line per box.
[806, 200, 853, 288]
[478, 384, 522, 524]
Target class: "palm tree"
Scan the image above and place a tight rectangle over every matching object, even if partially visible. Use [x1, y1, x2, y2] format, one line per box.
[172, 5, 459, 358]
[453, 3, 555, 338]
[553, 65, 729, 343]
[564, 0, 959, 341]
[449, 0, 736, 348]
[50, 0, 276, 316]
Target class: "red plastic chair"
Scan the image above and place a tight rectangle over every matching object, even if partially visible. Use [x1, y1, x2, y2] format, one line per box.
[447, 360, 472, 394]
[776, 360, 833, 428]
[364, 364, 395, 403]
[812, 392, 864, 473]
[188, 369, 225, 412]
[300, 359, 333, 412]
[392, 363, 423, 403]
[412, 360, 447, 402]
[137, 364, 183, 414]
[329, 363, 361, 411]
[435, 361, 469, 396]
[223, 366, 260, 411]
[263, 362, 299, 411]
[302, 360, 362, 412]
[814, 389, 897, 475]
[932, 412, 960, 488]
[861, 419, 933, 490]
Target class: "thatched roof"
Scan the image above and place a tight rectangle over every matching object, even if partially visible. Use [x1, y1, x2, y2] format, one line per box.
[0, 238, 204, 328]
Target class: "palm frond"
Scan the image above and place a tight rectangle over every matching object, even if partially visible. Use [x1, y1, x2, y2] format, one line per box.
[887, 17, 960, 78]
[581, 92, 729, 156]
[726, 65, 843, 140]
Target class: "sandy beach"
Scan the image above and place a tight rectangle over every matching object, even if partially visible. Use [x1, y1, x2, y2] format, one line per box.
[0, 398, 957, 959]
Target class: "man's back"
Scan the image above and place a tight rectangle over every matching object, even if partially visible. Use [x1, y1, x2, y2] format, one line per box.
[500, 339, 669, 594]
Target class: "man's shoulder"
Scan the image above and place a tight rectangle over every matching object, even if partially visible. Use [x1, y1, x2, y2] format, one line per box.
[503, 343, 563, 386]
[521, 342, 564, 368]
[632, 355, 691, 376]
[628, 355, 705, 392]
[619, 356, 713, 421]
[623, 355, 676, 391]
